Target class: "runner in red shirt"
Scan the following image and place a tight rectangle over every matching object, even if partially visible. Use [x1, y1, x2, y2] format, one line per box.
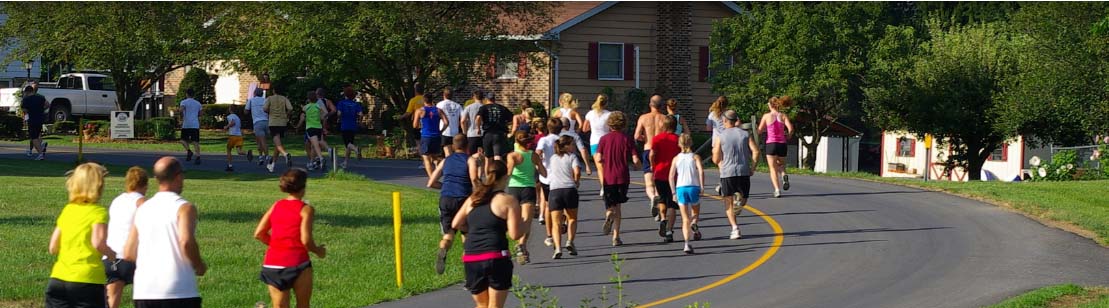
[254, 169, 327, 308]
[649, 116, 680, 243]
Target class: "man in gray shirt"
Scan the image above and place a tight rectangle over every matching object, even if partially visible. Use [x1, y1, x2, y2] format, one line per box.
[712, 110, 760, 240]
[460, 90, 485, 155]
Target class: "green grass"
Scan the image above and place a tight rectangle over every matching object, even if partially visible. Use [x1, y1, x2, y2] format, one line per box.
[0, 158, 454, 307]
[1, 129, 385, 157]
[989, 284, 1109, 308]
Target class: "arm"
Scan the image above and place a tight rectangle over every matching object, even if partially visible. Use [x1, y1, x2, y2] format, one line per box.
[669, 157, 678, 201]
[749, 137, 761, 173]
[498, 195, 525, 241]
[223, 117, 234, 131]
[510, 116, 518, 134]
[177, 203, 206, 276]
[572, 111, 585, 134]
[468, 156, 481, 184]
[475, 114, 484, 135]
[253, 204, 275, 245]
[581, 113, 592, 133]
[451, 198, 474, 232]
[300, 205, 326, 258]
[92, 223, 116, 261]
[572, 159, 581, 186]
[505, 153, 520, 178]
[633, 118, 646, 142]
[782, 114, 794, 136]
[532, 152, 548, 178]
[460, 110, 470, 133]
[757, 115, 767, 134]
[411, 109, 422, 129]
[694, 154, 705, 191]
[439, 108, 449, 134]
[427, 160, 446, 189]
[631, 146, 642, 170]
[123, 225, 139, 262]
[48, 227, 60, 255]
[712, 137, 722, 166]
[263, 101, 270, 114]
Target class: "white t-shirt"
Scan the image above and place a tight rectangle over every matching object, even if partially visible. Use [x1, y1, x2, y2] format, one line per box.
[706, 111, 725, 140]
[585, 109, 612, 145]
[536, 134, 561, 184]
[106, 191, 143, 259]
[245, 97, 268, 123]
[179, 98, 202, 129]
[462, 102, 483, 138]
[226, 114, 242, 136]
[437, 99, 462, 137]
[132, 191, 200, 300]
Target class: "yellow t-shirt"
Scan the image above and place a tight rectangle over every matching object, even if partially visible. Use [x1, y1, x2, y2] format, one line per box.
[406, 95, 426, 114]
[50, 203, 109, 284]
[463, 99, 477, 107]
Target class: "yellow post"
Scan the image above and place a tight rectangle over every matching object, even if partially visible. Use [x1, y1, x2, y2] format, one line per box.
[392, 192, 403, 288]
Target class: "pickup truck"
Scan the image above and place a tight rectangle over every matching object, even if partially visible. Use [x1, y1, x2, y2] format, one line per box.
[0, 73, 119, 122]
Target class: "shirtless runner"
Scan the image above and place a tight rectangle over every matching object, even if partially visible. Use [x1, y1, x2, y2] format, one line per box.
[633, 95, 670, 220]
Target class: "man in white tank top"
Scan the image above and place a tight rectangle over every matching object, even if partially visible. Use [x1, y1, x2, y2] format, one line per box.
[123, 157, 206, 308]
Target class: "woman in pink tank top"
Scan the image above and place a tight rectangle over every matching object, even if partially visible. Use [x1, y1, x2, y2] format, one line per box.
[757, 96, 794, 198]
[254, 169, 327, 308]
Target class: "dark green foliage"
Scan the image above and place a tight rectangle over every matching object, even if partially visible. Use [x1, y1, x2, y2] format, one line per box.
[148, 117, 177, 140]
[52, 121, 77, 135]
[177, 68, 217, 105]
[0, 115, 24, 139]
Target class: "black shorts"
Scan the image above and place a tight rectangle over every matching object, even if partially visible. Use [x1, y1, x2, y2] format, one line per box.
[548, 188, 579, 211]
[133, 298, 202, 308]
[420, 136, 441, 155]
[540, 183, 550, 201]
[603, 184, 630, 208]
[45, 278, 106, 308]
[467, 137, 483, 155]
[306, 128, 322, 138]
[766, 142, 788, 157]
[720, 176, 752, 199]
[103, 259, 136, 285]
[654, 180, 678, 209]
[463, 257, 513, 294]
[440, 136, 454, 150]
[342, 131, 356, 146]
[506, 187, 536, 205]
[180, 128, 200, 142]
[259, 261, 312, 291]
[269, 125, 287, 138]
[439, 195, 467, 234]
[482, 132, 508, 158]
[28, 121, 43, 139]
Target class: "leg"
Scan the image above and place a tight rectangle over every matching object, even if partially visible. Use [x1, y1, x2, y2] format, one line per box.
[767, 154, 781, 191]
[680, 205, 692, 242]
[691, 205, 701, 226]
[519, 202, 534, 251]
[644, 173, 657, 202]
[274, 135, 286, 156]
[564, 208, 578, 245]
[488, 288, 510, 308]
[471, 290, 490, 308]
[550, 209, 563, 254]
[226, 143, 233, 165]
[106, 281, 125, 308]
[610, 204, 622, 240]
[268, 285, 292, 308]
[309, 137, 323, 163]
[191, 141, 201, 160]
[666, 204, 677, 231]
[291, 267, 314, 308]
[422, 155, 434, 177]
[723, 193, 739, 230]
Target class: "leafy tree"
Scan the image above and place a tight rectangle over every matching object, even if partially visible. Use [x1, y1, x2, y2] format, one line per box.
[176, 68, 216, 105]
[0, 2, 229, 110]
[711, 2, 889, 169]
[865, 21, 1019, 180]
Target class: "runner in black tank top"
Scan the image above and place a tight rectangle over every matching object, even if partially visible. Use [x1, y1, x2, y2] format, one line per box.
[452, 160, 523, 308]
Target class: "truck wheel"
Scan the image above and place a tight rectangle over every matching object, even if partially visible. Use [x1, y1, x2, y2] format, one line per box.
[51, 105, 71, 123]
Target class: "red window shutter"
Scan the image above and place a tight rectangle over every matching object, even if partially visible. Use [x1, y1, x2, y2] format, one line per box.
[624, 44, 635, 81]
[517, 52, 528, 79]
[588, 42, 598, 80]
[909, 139, 916, 157]
[1000, 144, 1009, 161]
[699, 46, 709, 82]
[486, 55, 496, 79]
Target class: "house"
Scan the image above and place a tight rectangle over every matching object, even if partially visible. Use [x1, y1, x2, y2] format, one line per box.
[880, 131, 1050, 181]
[796, 119, 863, 173]
[162, 61, 262, 105]
[464, 1, 742, 124]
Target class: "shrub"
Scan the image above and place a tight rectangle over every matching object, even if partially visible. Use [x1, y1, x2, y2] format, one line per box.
[133, 120, 155, 138]
[149, 117, 177, 140]
[53, 121, 78, 135]
[177, 68, 216, 105]
[86, 120, 111, 138]
[0, 114, 24, 139]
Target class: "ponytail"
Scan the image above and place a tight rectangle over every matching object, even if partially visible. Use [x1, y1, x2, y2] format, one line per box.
[592, 93, 608, 112]
[470, 160, 508, 206]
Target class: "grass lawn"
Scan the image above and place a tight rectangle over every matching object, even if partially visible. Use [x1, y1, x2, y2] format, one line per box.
[989, 284, 1109, 308]
[0, 158, 456, 307]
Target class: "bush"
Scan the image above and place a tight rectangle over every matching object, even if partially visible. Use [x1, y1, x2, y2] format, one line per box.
[133, 120, 154, 138]
[149, 117, 177, 140]
[86, 120, 111, 138]
[177, 68, 217, 105]
[0, 114, 24, 139]
[53, 121, 77, 135]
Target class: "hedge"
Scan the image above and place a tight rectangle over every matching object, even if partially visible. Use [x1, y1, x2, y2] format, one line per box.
[199, 104, 252, 130]
[0, 114, 23, 139]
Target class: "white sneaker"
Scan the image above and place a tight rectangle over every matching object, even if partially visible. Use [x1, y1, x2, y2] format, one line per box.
[730, 228, 741, 240]
[266, 161, 275, 173]
[544, 237, 554, 247]
[774, 189, 781, 198]
[25, 149, 33, 157]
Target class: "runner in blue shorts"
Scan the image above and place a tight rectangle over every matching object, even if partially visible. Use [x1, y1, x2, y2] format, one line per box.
[669, 134, 704, 254]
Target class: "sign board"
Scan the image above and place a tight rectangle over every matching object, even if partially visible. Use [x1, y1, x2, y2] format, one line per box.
[924, 134, 933, 148]
[111, 111, 134, 139]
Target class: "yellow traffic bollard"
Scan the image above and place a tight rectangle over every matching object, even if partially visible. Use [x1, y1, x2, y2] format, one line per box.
[393, 191, 403, 288]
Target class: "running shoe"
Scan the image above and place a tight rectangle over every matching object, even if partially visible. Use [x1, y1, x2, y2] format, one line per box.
[538, 215, 545, 225]
[692, 223, 702, 241]
[25, 148, 32, 157]
[651, 196, 661, 221]
[552, 250, 562, 260]
[684, 244, 694, 255]
[307, 161, 316, 171]
[35, 153, 45, 161]
[612, 237, 623, 247]
[258, 155, 267, 166]
[317, 157, 326, 171]
[664, 231, 674, 243]
[515, 248, 530, 265]
[356, 147, 363, 160]
[194, 156, 201, 165]
[715, 184, 721, 196]
[658, 220, 668, 237]
[42, 141, 47, 154]
[225, 165, 234, 172]
[602, 215, 614, 236]
[435, 247, 448, 275]
[774, 189, 781, 198]
[565, 244, 578, 256]
[284, 153, 292, 167]
[266, 159, 276, 173]
[560, 222, 567, 235]
[186, 150, 193, 161]
[783, 174, 790, 191]
[247, 150, 254, 162]
[544, 237, 554, 247]
[730, 228, 742, 240]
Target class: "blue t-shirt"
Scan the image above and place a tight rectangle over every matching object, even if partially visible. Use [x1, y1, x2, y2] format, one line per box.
[441, 153, 472, 198]
[420, 106, 441, 137]
[21, 94, 47, 123]
[337, 99, 362, 132]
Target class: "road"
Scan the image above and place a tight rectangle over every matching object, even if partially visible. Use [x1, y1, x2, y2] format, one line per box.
[4, 143, 1107, 308]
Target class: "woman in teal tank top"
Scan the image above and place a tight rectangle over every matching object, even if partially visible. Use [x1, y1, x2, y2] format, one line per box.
[504, 131, 547, 265]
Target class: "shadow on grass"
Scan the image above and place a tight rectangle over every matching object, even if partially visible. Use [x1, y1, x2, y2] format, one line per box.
[202, 210, 442, 228]
[0, 215, 53, 226]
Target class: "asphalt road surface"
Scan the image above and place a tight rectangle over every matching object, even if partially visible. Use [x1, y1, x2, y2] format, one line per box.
[4, 143, 1107, 308]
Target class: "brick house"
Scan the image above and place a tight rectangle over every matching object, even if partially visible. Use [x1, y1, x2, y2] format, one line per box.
[162, 61, 262, 105]
[468, 1, 741, 126]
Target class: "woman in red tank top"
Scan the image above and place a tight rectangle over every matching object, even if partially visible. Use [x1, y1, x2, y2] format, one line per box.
[254, 169, 327, 308]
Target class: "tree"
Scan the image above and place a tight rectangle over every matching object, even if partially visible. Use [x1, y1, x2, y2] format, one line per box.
[865, 21, 1019, 180]
[177, 68, 216, 104]
[711, 2, 890, 169]
[0, 2, 229, 110]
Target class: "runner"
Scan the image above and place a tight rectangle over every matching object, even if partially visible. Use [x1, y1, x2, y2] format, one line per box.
[460, 90, 485, 155]
[402, 83, 427, 158]
[427, 135, 479, 275]
[633, 95, 669, 220]
[105, 167, 148, 308]
[297, 92, 326, 171]
[245, 89, 271, 167]
[546, 135, 582, 259]
[510, 107, 533, 134]
[757, 96, 794, 198]
[714, 110, 760, 239]
[475, 93, 512, 172]
[253, 168, 327, 308]
[530, 118, 549, 226]
[552, 93, 592, 175]
[593, 111, 639, 246]
[437, 88, 463, 157]
[534, 118, 562, 247]
[666, 98, 690, 135]
[705, 96, 728, 142]
[125, 157, 206, 308]
[264, 86, 295, 173]
[224, 105, 250, 172]
[179, 89, 203, 165]
[20, 85, 48, 160]
[504, 131, 547, 265]
[314, 88, 336, 158]
[451, 160, 522, 308]
[413, 97, 447, 178]
[46, 162, 113, 308]
[649, 116, 680, 242]
[582, 93, 612, 195]
[336, 85, 364, 169]
[669, 134, 705, 254]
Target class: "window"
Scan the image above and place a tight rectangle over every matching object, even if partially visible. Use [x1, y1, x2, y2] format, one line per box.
[495, 60, 518, 80]
[598, 43, 624, 80]
[989, 145, 1008, 161]
[87, 76, 116, 91]
[68, 77, 83, 90]
[897, 137, 915, 157]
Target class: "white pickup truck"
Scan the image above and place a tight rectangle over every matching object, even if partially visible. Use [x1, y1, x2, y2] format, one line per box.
[0, 73, 119, 122]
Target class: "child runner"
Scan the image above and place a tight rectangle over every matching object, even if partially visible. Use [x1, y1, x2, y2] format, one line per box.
[246, 89, 271, 167]
[757, 96, 794, 198]
[224, 105, 250, 172]
[297, 93, 326, 171]
[336, 85, 364, 169]
[552, 93, 593, 175]
[437, 88, 463, 157]
[534, 118, 563, 248]
[254, 169, 327, 308]
[582, 93, 612, 196]
[593, 111, 639, 246]
[47, 162, 114, 308]
[669, 134, 704, 254]
[427, 135, 479, 274]
[649, 116, 680, 242]
[104, 167, 148, 308]
[264, 86, 295, 172]
[546, 136, 582, 259]
[530, 117, 548, 226]
[414, 97, 447, 178]
[505, 131, 547, 265]
[451, 160, 524, 308]
[714, 110, 760, 239]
